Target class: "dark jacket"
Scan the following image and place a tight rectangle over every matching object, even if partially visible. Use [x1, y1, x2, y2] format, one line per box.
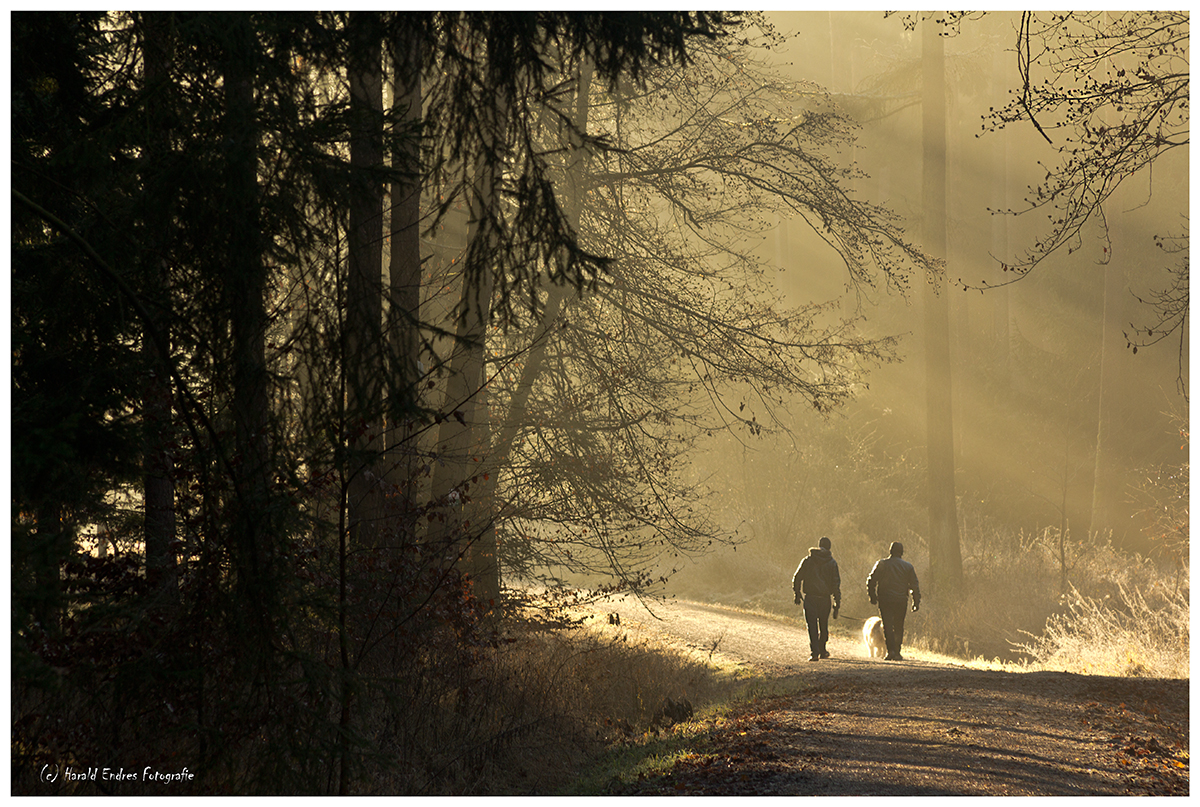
[867, 556, 921, 606]
[793, 547, 841, 605]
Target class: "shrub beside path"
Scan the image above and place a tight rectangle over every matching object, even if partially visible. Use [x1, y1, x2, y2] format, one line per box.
[598, 597, 1188, 795]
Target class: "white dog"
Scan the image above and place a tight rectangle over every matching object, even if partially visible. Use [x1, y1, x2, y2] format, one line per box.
[862, 616, 887, 659]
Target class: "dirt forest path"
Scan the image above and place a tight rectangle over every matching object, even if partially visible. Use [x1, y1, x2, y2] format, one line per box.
[595, 596, 1189, 796]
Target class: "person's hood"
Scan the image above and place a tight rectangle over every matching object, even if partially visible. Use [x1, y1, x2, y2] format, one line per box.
[808, 547, 832, 561]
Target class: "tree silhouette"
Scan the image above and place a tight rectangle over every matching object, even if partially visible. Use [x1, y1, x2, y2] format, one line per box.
[463, 17, 934, 594]
[981, 11, 1189, 397]
[10, 11, 742, 793]
[920, 15, 963, 596]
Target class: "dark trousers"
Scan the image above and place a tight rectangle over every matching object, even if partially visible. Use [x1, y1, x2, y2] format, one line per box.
[878, 597, 908, 657]
[803, 595, 832, 658]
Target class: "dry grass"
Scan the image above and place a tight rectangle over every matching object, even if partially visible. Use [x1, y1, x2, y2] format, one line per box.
[356, 607, 746, 795]
[1013, 581, 1189, 678]
[908, 531, 1189, 679]
[907, 528, 1190, 672]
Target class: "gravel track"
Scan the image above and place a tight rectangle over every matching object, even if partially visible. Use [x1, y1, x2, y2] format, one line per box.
[596, 596, 1189, 796]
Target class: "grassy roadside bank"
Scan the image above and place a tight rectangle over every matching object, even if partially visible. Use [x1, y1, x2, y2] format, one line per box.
[363, 591, 1185, 794]
[439, 600, 773, 795]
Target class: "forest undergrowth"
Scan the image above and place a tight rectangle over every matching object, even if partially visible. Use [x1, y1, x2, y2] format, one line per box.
[10, 586, 746, 796]
[12, 549, 1185, 796]
[367, 532, 1190, 796]
[12, 523, 1185, 796]
[914, 530, 1188, 679]
[378, 600, 749, 795]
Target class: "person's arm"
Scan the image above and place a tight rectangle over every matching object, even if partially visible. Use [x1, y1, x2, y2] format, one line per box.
[909, 565, 921, 610]
[866, 561, 878, 605]
[831, 561, 842, 608]
[792, 562, 805, 603]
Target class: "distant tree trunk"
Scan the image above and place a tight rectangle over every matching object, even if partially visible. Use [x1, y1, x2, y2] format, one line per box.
[803, 12, 832, 90]
[430, 241, 496, 602]
[922, 16, 962, 596]
[774, 214, 789, 272]
[477, 59, 596, 589]
[430, 51, 505, 608]
[1087, 15, 1124, 542]
[827, 11, 859, 207]
[139, 11, 177, 601]
[385, 24, 423, 526]
[222, 14, 274, 648]
[32, 504, 67, 631]
[346, 12, 385, 549]
[1089, 260, 1124, 538]
[828, 11, 854, 94]
[989, 45, 1012, 382]
[1058, 443, 1071, 594]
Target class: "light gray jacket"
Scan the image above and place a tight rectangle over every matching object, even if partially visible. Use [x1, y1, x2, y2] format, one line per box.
[867, 556, 920, 606]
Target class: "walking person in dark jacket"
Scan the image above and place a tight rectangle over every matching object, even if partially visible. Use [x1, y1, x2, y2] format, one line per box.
[866, 541, 921, 660]
[793, 536, 841, 661]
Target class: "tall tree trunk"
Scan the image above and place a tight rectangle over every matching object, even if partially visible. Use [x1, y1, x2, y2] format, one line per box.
[429, 245, 496, 602]
[989, 44, 1012, 383]
[222, 14, 274, 652]
[921, 15, 962, 596]
[346, 12, 385, 549]
[1088, 16, 1123, 543]
[139, 11, 178, 602]
[828, 11, 854, 95]
[430, 54, 506, 608]
[385, 23, 423, 528]
[1089, 260, 1123, 538]
[32, 504, 67, 631]
[339, 17, 385, 792]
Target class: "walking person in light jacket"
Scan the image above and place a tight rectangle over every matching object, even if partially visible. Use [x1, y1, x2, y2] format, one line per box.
[866, 541, 921, 661]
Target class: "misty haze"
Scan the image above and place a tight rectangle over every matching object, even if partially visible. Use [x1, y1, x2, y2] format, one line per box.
[12, 11, 1187, 795]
